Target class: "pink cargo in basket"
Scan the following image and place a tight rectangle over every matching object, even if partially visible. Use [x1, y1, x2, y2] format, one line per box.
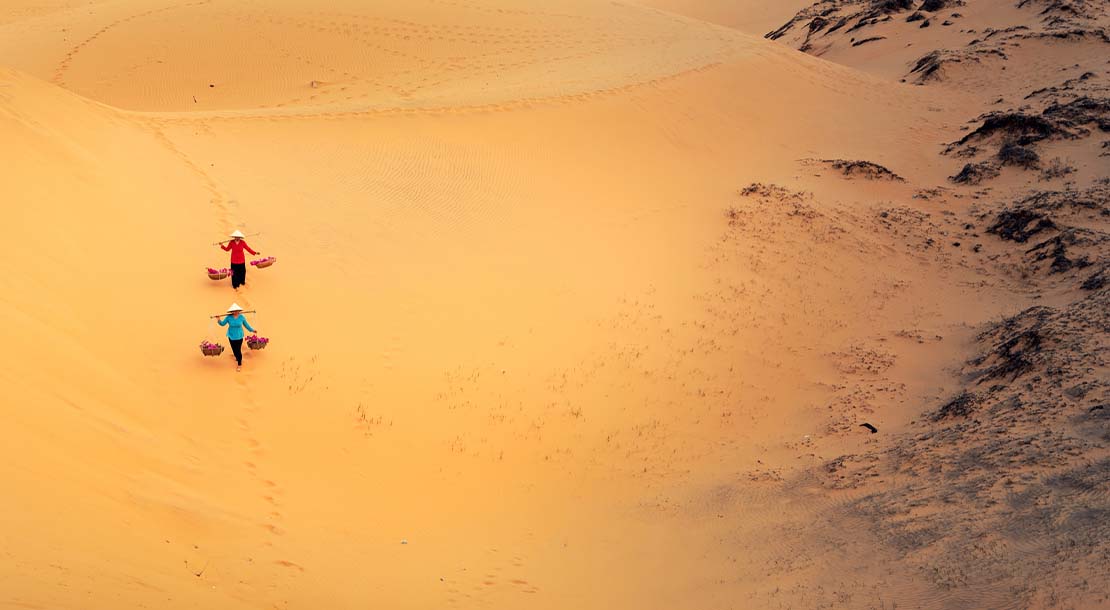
[200, 340, 224, 356]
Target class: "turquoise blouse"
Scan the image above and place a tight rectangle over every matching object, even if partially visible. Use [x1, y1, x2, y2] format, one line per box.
[218, 315, 256, 340]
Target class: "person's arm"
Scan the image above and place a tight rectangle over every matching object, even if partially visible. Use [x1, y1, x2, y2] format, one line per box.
[244, 242, 259, 256]
[244, 318, 256, 333]
[217, 316, 228, 326]
[221, 242, 232, 251]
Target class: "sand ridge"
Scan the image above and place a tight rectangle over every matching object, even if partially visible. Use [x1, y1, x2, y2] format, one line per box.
[0, 0, 758, 113]
[1, 0, 1106, 608]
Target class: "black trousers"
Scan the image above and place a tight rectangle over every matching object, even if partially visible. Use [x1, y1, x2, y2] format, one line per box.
[230, 339, 244, 365]
[231, 263, 247, 288]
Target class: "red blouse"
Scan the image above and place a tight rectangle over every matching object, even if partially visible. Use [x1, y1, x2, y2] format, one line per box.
[221, 240, 258, 264]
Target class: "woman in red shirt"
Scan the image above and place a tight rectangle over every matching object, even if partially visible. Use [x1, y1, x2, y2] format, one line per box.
[221, 230, 261, 289]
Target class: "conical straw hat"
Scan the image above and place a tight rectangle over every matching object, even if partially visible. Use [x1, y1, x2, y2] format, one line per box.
[227, 303, 244, 313]
[229, 229, 245, 238]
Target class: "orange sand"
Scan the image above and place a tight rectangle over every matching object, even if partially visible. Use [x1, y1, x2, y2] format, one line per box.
[1, 1, 1104, 608]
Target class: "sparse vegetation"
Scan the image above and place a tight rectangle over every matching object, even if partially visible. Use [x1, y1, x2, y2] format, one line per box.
[950, 161, 1000, 184]
[1040, 157, 1076, 180]
[998, 142, 1041, 169]
[931, 391, 978, 421]
[821, 158, 906, 181]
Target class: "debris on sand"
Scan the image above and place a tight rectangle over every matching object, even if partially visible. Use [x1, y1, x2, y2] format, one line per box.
[734, 183, 820, 221]
[738, 182, 810, 201]
[729, 183, 854, 243]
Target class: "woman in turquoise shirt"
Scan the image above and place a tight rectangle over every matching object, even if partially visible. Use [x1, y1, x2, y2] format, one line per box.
[218, 302, 258, 371]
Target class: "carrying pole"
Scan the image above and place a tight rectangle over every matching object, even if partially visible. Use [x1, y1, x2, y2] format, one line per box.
[213, 232, 262, 246]
[210, 310, 258, 319]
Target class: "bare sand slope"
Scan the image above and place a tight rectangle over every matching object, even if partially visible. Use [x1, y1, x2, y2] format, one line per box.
[631, 0, 815, 35]
[1, 0, 1105, 609]
[0, 0, 755, 113]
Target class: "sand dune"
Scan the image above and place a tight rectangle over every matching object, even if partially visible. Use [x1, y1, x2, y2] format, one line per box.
[0, 0, 755, 113]
[633, 0, 815, 34]
[1, 0, 1106, 608]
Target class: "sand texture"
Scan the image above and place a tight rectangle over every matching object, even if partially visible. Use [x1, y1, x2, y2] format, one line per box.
[0, 0, 1106, 608]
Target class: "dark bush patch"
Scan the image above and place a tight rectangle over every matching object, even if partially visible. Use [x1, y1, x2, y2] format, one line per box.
[1026, 229, 1095, 273]
[1040, 157, 1076, 180]
[852, 36, 887, 46]
[951, 161, 1001, 184]
[953, 113, 1062, 148]
[909, 51, 945, 80]
[873, 0, 914, 13]
[920, 0, 960, 11]
[1081, 266, 1107, 290]
[822, 159, 906, 181]
[933, 391, 979, 421]
[998, 143, 1041, 169]
[1042, 96, 1110, 132]
[987, 210, 1057, 242]
[972, 320, 1048, 383]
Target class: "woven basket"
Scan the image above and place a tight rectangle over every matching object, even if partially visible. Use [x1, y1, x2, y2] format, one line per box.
[247, 340, 268, 350]
[208, 272, 229, 280]
[254, 259, 275, 269]
[201, 345, 224, 356]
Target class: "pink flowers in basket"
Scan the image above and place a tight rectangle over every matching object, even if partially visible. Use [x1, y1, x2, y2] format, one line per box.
[206, 267, 231, 280]
[199, 340, 224, 356]
[250, 256, 276, 268]
[246, 335, 270, 350]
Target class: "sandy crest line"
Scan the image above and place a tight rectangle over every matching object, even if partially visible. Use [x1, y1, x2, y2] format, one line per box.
[98, 31, 888, 125]
[115, 58, 735, 125]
